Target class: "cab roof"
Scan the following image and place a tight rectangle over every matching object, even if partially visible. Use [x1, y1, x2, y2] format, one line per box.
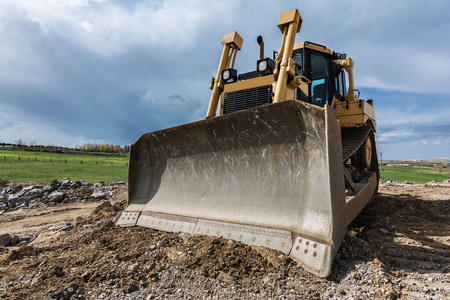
[294, 42, 333, 54]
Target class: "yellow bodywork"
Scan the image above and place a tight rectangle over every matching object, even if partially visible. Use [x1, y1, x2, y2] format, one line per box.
[216, 45, 375, 133]
[206, 31, 243, 118]
[334, 99, 377, 131]
[208, 10, 375, 133]
[120, 8, 379, 279]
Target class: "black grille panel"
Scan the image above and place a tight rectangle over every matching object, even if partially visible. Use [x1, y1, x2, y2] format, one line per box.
[224, 85, 272, 115]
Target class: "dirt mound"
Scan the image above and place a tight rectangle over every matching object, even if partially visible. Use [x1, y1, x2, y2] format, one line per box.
[0, 183, 449, 299]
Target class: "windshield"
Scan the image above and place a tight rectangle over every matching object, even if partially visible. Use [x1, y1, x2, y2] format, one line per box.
[309, 52, 330, 107]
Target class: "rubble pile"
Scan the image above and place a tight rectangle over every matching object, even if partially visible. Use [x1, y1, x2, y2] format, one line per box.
[0, 178, 124, 213]
[0, 181, 448, 299]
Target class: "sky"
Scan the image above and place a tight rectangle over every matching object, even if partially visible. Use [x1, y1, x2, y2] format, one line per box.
[0, 0, 449, 160]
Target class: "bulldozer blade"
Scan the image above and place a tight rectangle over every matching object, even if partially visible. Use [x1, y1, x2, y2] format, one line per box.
[117, 99, 347, 277]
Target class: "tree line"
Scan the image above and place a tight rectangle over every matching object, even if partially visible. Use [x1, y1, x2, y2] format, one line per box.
[0, 142, 130, 155]
[77, 143, 130, 153]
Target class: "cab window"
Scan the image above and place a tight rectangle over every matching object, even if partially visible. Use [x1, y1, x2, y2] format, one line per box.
[293, 53, 303, 75]
[333, 66, 346, 100]
[310, 53, 330, 107]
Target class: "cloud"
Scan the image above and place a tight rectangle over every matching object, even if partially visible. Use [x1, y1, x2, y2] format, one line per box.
[2, 0, 238, 57]
[78, 21, 94, 33]
[48, 0, 110, 10]
[0, 0, 449, 161]
[376, 106, 450, 146]
[294, 1, 450, 95]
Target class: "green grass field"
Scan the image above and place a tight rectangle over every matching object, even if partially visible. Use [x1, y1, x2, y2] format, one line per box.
[1, 149, 449, 184]
[380, 165, 450, 183]
[0, 149, 128, 184]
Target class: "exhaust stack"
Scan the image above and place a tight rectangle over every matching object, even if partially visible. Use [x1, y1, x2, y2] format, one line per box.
[257, 35, 264, 60]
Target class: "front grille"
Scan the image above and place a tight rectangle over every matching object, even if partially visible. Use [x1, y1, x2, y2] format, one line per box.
[224, 85, 272, 115]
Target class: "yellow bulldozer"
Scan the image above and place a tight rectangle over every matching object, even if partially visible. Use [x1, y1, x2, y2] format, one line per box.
[117, 9, 379, 277]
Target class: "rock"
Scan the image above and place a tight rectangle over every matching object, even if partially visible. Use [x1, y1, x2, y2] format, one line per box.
[91, 191, 108, 200]
[70, 181, 81, 189]
[54, 266, 65, 277]
[217, 271, 235, 284]
[165, 248, 184, 260]
[60, 178, 71, 188]
[59, 223, 74, 231]
[14, 197, 27, 207]
[9, 235, 20, 246]
[0, 233, 12, 247]
[31, 231, 64, 246]
[29, 188, 44, 197]
[7, 197, 18, 208]
[78, 187, 92, 196]
[50, 180, 59, 189]
[12, 184, 23, 194]
[112, 202, 123, 212]
[384, 290, 397, 299]
[128, 263, 139, 272]
[17, 241, 28, 247]
[17, 185, 41, 197]
[91, 201, 115, 216]
[48, 191, 65, 202]
[120, 278, 137, 293]
[31, 273, 46, 286]
[379, 228, 389, 234]
[81, 270, 91, 282]
[1, 188, 11, 195]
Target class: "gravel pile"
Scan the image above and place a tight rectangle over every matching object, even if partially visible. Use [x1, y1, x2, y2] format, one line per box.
[0, 179, 125, 248]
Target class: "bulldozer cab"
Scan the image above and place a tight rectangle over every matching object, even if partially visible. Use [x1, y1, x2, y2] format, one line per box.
[217, 38, 350, 117]
[292, 42, 347, 107]
[292, 42, 348, 108]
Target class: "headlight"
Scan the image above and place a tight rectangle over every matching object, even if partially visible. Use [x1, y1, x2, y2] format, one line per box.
[257, 58, 274, 75]
[222, 70, 230, 81]
[221, 68, 237, 84]
[257, 60, 267, 72]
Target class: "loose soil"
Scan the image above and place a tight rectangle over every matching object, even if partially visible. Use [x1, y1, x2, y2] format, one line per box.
[0, 183, 448, 299]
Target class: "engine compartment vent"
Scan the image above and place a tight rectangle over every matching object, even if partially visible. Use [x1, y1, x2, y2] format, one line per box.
[224, 85, 273, 114]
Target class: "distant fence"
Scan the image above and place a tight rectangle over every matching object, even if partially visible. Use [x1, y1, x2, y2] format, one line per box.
[1, 155, 128, 167]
